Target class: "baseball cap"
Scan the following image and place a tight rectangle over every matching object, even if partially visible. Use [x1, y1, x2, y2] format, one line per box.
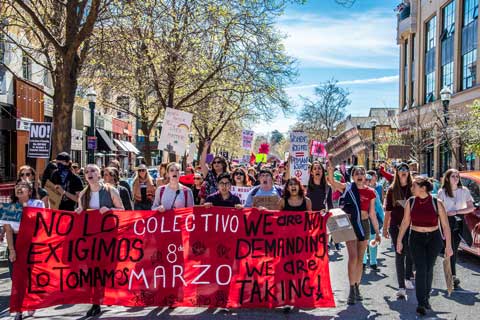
[56, 152, 71, 162]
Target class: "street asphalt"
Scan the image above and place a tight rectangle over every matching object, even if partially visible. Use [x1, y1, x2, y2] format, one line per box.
[0, 241, 479, 319]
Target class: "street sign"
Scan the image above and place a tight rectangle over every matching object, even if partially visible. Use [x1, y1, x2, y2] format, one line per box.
[87, 136, 97, 150]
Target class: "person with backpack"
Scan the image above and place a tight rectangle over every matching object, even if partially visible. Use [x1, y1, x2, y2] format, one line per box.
[437, 169, 474, 289]
[244, 169, 282, 208]
[152, 162, 194, 211]
[75, 164, 124, 317]
[327, 158, 381, 305]
[396, 176, 453, 316]
[383, 162, 414, 298]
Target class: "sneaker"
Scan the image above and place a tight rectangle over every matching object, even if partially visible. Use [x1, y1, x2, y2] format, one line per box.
[86, 304, 101, 317]
[396, 288, 407, 298]
[453, 277, 460, 289]
[405, 279, 415, 289]
[416, 306, 427, 316]
[370, 264, 379, 271]
[14, 313, 23, 320]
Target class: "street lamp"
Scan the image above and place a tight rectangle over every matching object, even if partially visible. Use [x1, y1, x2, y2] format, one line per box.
[440, 86, 452, 174]
[370, 118, 378, 169]
[86, 88, 97, 165]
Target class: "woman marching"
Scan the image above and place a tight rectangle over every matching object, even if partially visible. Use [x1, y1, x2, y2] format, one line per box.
[437, 169, 474, 289]
[4, 181, 45, 320]
[327, 158, 381, 305]
[306, 161, 333, 211]
[132, 164, 156, 210]
[103, 166, 133, 210]
[17, 165, 49, 208]
[152, 162, 194, 212]
[76, 164, 124, 317]
[200, 140, 229, 197]
[383, 162, 414, 297]
[279, 176, 312, 211]
[397, 176, 452, 316]
[231, 167, 251, 187]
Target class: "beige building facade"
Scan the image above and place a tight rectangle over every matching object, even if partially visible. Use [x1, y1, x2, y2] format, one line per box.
[397, 0, 480, 177]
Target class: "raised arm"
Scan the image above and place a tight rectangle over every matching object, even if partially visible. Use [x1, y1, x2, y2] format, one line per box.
[199, 139, 211, 178]
[326, 157, 346, 192]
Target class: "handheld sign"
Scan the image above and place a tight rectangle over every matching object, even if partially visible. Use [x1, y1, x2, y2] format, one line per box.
[44, 180, 63, 210]
[289, 132, 310, 185]
[27, 122, 53, 159]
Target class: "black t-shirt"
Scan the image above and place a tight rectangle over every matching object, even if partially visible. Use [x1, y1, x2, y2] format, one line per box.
[191, 187, 202, 205]
[51, 171, 84, 211]
[206, 192, 241, 208]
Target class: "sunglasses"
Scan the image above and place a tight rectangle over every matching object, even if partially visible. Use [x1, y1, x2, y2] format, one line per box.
[212, 161, 222, 164]
[398, 167, 409, 172]
[219, 181, 231, 186]
[138, 169, 147, 172]
[20, 172, 32, 177]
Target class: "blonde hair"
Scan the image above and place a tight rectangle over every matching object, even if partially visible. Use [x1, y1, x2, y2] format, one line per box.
[80, 164, 102, 210]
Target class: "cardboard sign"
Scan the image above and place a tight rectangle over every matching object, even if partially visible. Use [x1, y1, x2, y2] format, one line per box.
[326, 209, 357, 243]
[252, 195, 280, 210]
[289, 132, 309, 185]
[27, 122, 52, 158]
[443, 257, 453, 296]
[44, 180, 63, 210]
[157, 108, 193, 155]
[231, 186, 252, 206]
[11, 207, 335, 311]
[241, 130, 254, 150]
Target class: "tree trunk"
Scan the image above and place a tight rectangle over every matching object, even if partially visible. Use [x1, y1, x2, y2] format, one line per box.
[142, 124, 152, 165]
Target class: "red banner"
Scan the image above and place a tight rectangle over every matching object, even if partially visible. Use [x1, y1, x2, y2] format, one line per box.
[11, 207, 334, 311]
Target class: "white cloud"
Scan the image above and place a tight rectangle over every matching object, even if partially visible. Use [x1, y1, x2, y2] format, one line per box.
[278, 9, 398, 69]
[286, 75, 399, 91]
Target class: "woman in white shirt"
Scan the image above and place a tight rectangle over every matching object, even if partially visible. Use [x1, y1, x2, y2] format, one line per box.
[438, 169, 475, 289]
[152, 162, 194, 212]
[3, 181, 44, 320]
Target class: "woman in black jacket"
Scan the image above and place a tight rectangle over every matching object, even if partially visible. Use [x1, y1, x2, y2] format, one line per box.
[103, 167, 133, 210]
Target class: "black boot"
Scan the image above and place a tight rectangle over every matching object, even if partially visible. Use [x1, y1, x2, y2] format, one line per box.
[354, 283, 363, 301]
[347, 285, 356, 305]
[86, 304, 101, 317]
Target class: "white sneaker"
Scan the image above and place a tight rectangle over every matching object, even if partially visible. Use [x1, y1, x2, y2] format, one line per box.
[27, 310, 35, 316]
[396, 288, 407, 298]
[405, 280, 415, 289]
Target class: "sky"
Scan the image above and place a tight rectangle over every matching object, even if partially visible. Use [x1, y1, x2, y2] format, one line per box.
[253, 0, 400, 134]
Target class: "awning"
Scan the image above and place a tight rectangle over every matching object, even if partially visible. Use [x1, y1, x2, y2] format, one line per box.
[122, 141, 141, 155]
[113, 139, 129, 152]
[96, 128, 118, 151]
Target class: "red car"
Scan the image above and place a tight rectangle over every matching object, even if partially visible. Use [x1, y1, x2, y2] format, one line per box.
[459, 171, 480, 257]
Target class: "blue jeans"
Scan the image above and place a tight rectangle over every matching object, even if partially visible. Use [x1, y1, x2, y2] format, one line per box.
[363, 233, 378, 265]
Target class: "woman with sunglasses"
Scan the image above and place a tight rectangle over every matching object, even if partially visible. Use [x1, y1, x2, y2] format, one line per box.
[438, 169, 474, 289]
[383, 162, 414, 297]
[103, 167, 133, 210]
[191, 172, 204, 205]
[152, 162, 194, 211]
[132, 164, 156, 210]
[232, 167, 251, 187]
[76, 164, 124, 317]
[307, 161, 333, 211]
[17, 165, 49, 208]
[4, 181, 45, 320]
[279, 177, 312, 211]
[397, 176, 452, 316]
[200, 140, 229, 197]
[327, 159, 381, 305]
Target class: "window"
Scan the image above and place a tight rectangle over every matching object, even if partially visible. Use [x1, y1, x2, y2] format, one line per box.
[22, 55, 32, 81]
[441, 1, 456, 90]
[425, 16, 436, 102]
[404, 40, 408, 108]
[411, 35, 415, 105]
[462, 0, 478, 89]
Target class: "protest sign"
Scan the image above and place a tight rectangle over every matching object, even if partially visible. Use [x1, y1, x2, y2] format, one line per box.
[11, 207, 334, 311]
[310, 140, 328, 158]
[0, 202, 23, 232]
[27, 122, 52, 158]
[157, 108, 193, 155]
[255, 153, 267, 163]
[231, 186, 252, 206]
[44, 180, 63, 210]
[241, 130, 254, 150]
[252, 196, 280, 210]
[289, 132, 310, 185]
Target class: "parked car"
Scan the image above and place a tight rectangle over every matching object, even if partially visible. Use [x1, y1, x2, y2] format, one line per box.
[459, 171, 480, 257]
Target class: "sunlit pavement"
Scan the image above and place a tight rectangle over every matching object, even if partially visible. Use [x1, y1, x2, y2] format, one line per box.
[0, 241, 479, 319]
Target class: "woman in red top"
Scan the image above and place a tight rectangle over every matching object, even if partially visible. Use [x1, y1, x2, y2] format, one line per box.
[327, 161, 381, 305]
[397, 176, 453, 316]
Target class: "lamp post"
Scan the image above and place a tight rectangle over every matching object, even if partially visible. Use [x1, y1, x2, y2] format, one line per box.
[440, 86, 452, 174]
[370, 118, 378, 169]
[86, 88, 97, 165]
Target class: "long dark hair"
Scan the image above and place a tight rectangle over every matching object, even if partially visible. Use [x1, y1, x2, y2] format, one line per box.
[283, 177, 306, 199]
[308, 161, 327, 190]
[389, 167, 413, 205]
[442, 169, 463, 198]
[212, 156, 229, 174]
[231, 167, 251, 186]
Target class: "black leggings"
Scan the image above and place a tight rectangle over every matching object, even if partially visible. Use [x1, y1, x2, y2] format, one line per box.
[389, 226, 413, 288]
[448, 216, 462, 276]
[409, 229, 443, 307]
